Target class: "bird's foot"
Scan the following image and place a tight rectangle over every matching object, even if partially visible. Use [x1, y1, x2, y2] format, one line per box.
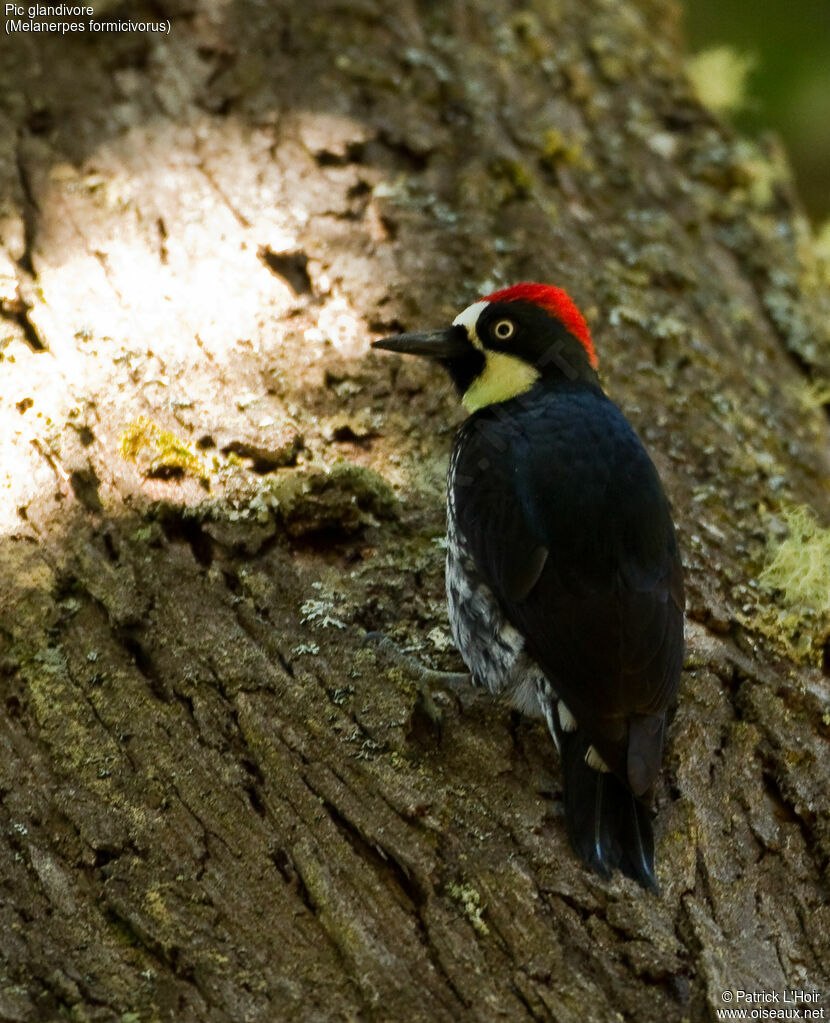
[363, 631, 474, 732]
[364, 631, 470, 686]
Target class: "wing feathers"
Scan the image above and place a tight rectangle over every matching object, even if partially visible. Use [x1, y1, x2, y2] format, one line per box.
[453, 388, 684, 784]
[503, 545, 549, 602]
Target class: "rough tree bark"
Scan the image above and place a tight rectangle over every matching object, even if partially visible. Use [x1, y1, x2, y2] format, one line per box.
[1, 1, 829, 1021]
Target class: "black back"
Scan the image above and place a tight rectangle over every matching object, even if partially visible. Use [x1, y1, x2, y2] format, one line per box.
[451, 379, 684, 792]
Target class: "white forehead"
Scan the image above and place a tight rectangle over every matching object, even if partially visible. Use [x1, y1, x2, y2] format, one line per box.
[452, 300, 489, 337]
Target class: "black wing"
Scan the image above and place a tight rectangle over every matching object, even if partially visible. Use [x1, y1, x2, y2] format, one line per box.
[452, 386, 684, 793]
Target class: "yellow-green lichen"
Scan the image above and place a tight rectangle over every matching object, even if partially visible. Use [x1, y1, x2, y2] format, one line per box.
[748, 505, 830, 663]
[728, 141, 789, 210]
[507, 11, 548, 61]
[686, 46, 756, 116]
[539, 128, 589, 172]
[814, 220, 830, 263]
[798, 379, 830, 411]
[759, 505, 830, 613]
[489, 158, 535, 201]
[447, 881, 489, 936]
[144, 885, 172, 924]
[119, 417, 207, 482]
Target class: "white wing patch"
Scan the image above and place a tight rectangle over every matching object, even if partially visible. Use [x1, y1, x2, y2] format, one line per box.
[585, 745, 610, 772]
[557, 701, 577, 733]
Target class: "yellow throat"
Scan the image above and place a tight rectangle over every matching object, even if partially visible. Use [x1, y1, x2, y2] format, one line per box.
[462, 351, 540, 413]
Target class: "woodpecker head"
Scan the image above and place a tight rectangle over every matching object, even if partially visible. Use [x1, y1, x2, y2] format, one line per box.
[372, 283, 598, 413]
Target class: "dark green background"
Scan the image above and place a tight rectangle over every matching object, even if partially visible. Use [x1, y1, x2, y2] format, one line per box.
[684, 0, 829, 224]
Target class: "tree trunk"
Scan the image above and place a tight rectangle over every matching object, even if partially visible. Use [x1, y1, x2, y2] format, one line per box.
[1, 2, 828, 1021]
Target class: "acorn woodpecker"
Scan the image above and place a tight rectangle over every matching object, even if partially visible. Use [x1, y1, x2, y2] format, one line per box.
[372, 283, 685, 890]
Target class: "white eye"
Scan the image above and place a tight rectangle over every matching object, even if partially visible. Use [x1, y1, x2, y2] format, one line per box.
[493, 319, 515, 340]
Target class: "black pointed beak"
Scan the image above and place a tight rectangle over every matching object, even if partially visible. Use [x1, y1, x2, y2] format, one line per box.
[371, 325, 470, 359]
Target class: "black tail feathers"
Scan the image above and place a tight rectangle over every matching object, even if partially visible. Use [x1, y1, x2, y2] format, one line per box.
[559, 729, 657, 891]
